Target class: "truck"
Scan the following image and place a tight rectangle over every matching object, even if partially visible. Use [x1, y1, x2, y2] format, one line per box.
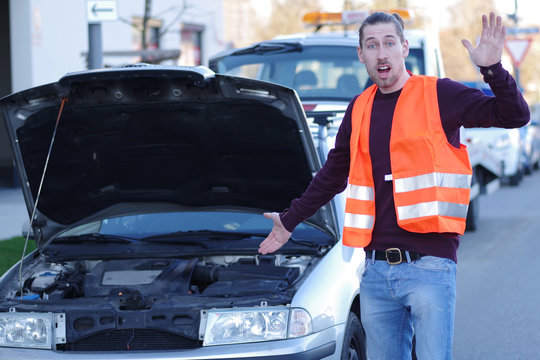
[209, 9, 501, 231]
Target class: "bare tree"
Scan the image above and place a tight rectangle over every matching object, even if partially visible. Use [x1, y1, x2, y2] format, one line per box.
[117, 0, 192, 50]
[519, 39, 540, 103]
[141, 0, 152, 50]
[252, 0, 323, 41]
[347, 0, 430, 33]
[439, 0, 497, 81]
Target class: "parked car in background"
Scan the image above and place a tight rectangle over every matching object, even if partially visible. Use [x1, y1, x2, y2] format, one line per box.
[0, 65, 366, 359]
[522, 104, 540, 174]
[460, 81, 528, 186]
[463, 127, 524, 186]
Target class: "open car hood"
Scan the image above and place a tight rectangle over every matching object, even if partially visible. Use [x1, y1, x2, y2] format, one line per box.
[1, 65, 339, 247]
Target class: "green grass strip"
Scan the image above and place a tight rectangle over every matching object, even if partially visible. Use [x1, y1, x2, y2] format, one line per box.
[0, 237, 37, 276]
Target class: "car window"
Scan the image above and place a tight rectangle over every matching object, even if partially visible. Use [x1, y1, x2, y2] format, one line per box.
[405, 48, 425, 76]
[215, 45, 370, 101]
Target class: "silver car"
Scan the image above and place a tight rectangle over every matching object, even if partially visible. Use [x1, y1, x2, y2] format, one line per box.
[0, 65, 366, 359]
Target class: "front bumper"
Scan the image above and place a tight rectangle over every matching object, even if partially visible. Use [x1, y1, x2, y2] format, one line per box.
[0, 324, 342, 360]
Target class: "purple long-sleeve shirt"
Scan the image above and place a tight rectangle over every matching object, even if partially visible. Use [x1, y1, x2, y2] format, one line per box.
[280, 62, 529, 262]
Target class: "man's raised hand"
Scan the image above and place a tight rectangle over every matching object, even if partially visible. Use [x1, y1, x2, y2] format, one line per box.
[461, 12, 506, 67]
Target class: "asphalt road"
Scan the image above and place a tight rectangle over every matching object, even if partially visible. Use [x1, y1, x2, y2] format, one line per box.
[453, 169, 540, 359]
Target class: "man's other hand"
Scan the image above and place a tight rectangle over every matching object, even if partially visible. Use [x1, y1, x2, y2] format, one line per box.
[258, 212, 291, 255]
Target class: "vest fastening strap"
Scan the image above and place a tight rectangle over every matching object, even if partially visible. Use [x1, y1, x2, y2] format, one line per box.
[397, 201, 469, 221]
[394, 172, 472, 193]
[344, 213, 375, 229]
[347, 184, 375, 201]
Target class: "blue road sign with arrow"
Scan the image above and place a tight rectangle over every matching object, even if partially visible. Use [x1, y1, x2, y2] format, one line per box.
[87, 1, 118, 23]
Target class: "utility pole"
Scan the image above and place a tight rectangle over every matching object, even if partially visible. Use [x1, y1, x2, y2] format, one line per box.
[141, 0, 152, 50]
[88, 23, 103, 69]
[509, 0, 520, 89]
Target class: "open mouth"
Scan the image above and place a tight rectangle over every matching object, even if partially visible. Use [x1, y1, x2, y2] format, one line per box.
[377, 65, 391, 77]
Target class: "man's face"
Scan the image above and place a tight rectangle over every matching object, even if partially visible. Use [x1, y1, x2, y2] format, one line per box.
[357, 22, 409, 93]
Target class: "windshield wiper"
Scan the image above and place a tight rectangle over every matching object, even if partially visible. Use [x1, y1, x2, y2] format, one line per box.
[232, 42, 303, 56]
[141, 230, 325, 253]
[141, 230, 266, 242]
[54, 233, 140, 244]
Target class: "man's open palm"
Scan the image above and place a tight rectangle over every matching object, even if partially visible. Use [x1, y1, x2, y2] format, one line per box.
[258, 212, 291, 255]
[462, 12, 506, 67]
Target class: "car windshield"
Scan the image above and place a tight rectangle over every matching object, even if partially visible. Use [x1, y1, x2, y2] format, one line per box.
[213, 44, 425, 102]
[56, 211, 333, 245]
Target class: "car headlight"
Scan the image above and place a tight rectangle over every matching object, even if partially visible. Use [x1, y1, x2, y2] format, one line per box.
[0, 311, 65, 349]
[200, 307, 313, 346]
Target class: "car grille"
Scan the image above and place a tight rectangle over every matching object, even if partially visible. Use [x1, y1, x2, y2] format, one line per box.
[57, 328, 201, 351]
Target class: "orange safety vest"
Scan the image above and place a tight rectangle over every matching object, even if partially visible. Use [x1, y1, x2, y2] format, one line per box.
[342, 75, 473, 248]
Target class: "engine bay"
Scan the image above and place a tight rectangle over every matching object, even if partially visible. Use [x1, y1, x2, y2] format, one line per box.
[8, 254, 310, 302]
[0, 253, 314, 350]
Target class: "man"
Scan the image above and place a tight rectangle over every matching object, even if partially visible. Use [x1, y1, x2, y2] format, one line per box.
[258, 11, 529, 360]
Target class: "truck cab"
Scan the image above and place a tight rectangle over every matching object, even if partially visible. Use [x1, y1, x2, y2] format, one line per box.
[210, 17, 444, 116]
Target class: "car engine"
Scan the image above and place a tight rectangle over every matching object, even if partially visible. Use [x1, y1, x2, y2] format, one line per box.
[0, 254, 313, 351]
[11, 254, 308, 301]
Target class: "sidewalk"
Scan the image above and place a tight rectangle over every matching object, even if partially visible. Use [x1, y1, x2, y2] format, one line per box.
[0, 187, 28, 240]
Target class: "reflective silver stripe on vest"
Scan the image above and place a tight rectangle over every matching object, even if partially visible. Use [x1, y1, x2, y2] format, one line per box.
[394, 172, 472, 193]
[344, 213, 375, 229]
[397, 201, 469, 221]
[347, 184, 375, 201]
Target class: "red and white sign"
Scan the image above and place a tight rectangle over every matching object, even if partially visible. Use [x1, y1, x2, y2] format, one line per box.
[504, 38, 533, 67]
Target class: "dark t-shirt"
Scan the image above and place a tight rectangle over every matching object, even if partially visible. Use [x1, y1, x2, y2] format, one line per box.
[280, 62, 529, 262]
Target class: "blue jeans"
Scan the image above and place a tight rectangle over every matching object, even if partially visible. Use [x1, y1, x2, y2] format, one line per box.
[360, 254, 457, 360]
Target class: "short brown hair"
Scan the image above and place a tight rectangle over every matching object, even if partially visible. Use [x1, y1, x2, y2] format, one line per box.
[358, 12, 405, 48]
